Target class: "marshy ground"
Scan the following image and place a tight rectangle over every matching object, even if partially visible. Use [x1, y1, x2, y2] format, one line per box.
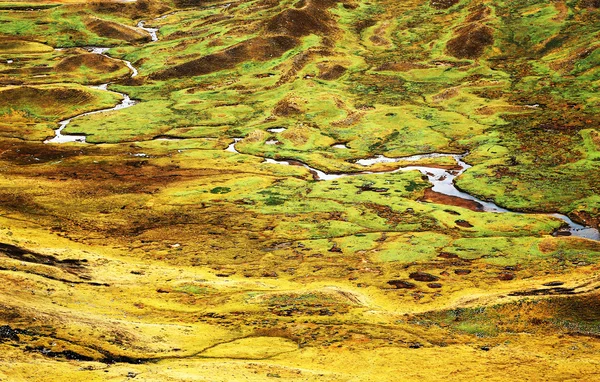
[0, 0, 600, 380]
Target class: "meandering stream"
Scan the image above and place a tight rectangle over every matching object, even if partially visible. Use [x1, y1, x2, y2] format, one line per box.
[44, 16, 159, 144]
[228, 139, 599, 240]
[44, 17, 599, 242]
[44, 47, 138, 143]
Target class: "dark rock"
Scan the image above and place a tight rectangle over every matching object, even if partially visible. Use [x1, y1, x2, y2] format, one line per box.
[356, 184, 389, 193]
[409, 272, 439, 282]
[409, 342, 423, 349]
[455, 219, 474, 228]
[480, 346, 490, 351]
[444, 209, 461, 215]
[387, 280, 416, 289]
[454, 269, 472, 275]
[438, 252, 459, 259]
[553, 229, 572, 237]
[0, 325, 19, 341]
[498, 272, 515, 281]
[427, 283, 442, 289]
[26, 347, 94, 361]
[542, 281, 564, 287]
[328, 245, 342, 253]
[509, 287, 576, 296]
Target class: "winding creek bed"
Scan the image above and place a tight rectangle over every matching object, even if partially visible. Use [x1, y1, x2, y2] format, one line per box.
[43, 47, 138, 143]
[44, 15, 160, 143]
[44, 18, 600, 242]
[229, 140, 600, 240]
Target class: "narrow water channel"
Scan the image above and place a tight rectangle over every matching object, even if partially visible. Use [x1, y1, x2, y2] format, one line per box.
[228, 139, 599, 240]
[44, 17, 156, 144]
[43, 16, 599, 242]
[43, 46, 137, 143]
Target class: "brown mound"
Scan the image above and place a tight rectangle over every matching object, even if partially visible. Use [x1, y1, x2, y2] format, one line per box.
[579, 0, 600, 8]
[266, 0, 343, 36]
[173, 0, 218, 7]
[375, 62, 430, 71]
[498, 272, 515, 281]
[422, 189, 483, 211]
[87, 0, 171, 18]
[466, 5, 491, 22]
[455, 219, 474, 228]
[409, 272, 439, 282]
[55, 53, 125, 73]
[430, 0, 460, 10]
[273, 98, 303, 117]
[0, 40, 53, 54]
[265, 8, 330, 38]
[153, 36, 298, 80]
[86, 18, 150, 43]
[317, 64, 347, 80]
[454, 269, 471, 275]
[446, 24, 494, 59]
[0, 86, 93, 112]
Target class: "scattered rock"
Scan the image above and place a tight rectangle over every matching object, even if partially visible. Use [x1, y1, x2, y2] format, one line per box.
[0, 325, 20, 341]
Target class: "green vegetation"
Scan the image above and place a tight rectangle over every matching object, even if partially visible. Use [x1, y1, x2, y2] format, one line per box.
[0, 0, 599, 380]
